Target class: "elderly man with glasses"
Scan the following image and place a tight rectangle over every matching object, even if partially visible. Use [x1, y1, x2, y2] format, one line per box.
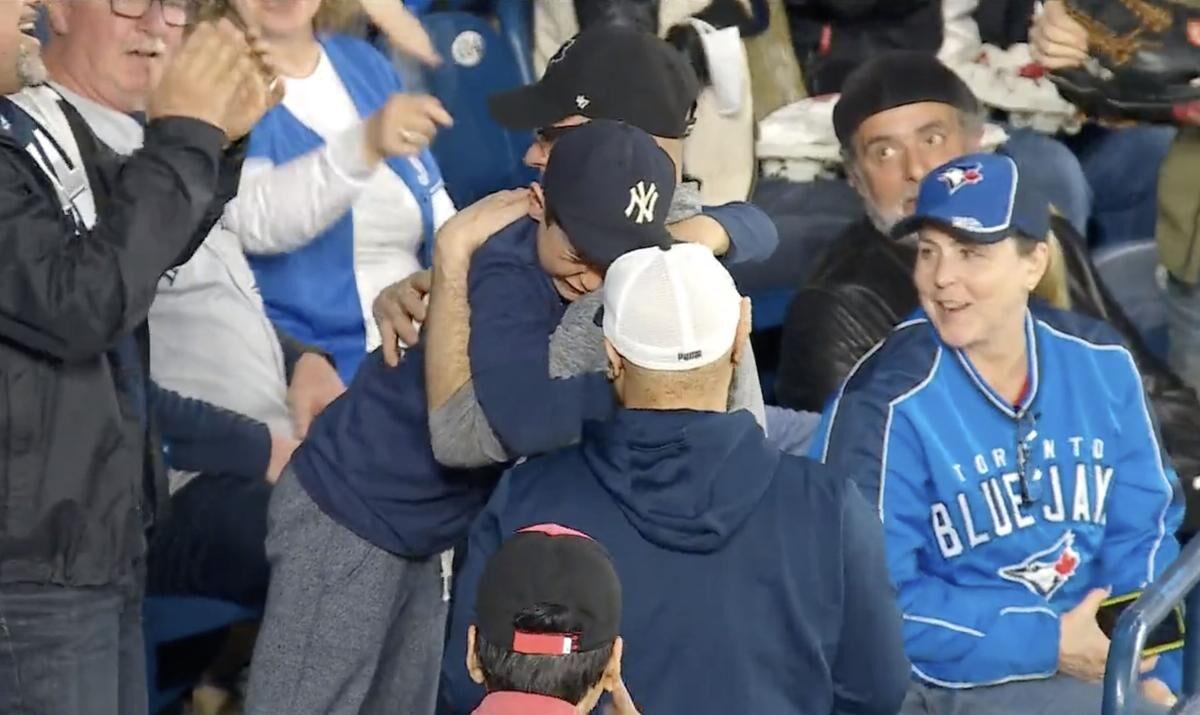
[32, 0, 350, 705]
[44, 0, 194, 114]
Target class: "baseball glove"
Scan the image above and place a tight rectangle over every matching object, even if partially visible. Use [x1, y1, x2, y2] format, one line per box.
[1049, 0, 1200, 122]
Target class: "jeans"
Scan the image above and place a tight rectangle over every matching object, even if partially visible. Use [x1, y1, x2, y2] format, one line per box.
[147, 472, 272, 607]
[900, 675, 1169, 715]
[0, 575, 147, 715]
[1063, 124, 1176, 249]
[1167, 276, 1200, 395]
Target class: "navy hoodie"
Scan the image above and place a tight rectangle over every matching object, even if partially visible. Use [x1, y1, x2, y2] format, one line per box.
[293, 347, 498, 557]
[441, 409, 910, 715]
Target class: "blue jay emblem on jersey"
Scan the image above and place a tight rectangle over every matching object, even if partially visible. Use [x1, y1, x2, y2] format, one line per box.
[938, 163, 983, 194]
[999, 531, 1081, 599]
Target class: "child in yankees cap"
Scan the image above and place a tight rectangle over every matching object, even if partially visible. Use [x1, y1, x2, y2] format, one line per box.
[466, 524, 632, 715]
[531, 117, 678, 301]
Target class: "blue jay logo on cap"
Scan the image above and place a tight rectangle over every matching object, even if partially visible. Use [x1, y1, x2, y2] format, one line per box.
[938, 163, 984, 195]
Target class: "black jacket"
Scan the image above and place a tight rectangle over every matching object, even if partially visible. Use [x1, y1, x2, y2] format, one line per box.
[783, 0, 1040, 96]
[776, 216, 1200, 533]
[0, 98, 244, 587]
[784, 0, 943, 95]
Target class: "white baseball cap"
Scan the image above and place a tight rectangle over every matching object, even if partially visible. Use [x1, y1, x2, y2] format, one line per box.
[602, 244, 743, 372]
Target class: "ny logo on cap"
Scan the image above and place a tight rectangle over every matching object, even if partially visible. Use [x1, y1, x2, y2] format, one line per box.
[625, 181, 659, 224]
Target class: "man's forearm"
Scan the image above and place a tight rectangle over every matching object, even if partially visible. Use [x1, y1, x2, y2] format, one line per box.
[424, 243, 475, 411]
[667, 214, 730, 256]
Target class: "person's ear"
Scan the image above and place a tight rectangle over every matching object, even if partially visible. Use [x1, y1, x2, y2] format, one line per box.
[466, 625, 486, 685]
[601, 637, 624, 692]
[1026, 241, 1050, 292]
[46, 0, 71, 36]
[604, 339, 623, 383]
[730, 297, 752, 366]
[528, 181, 546, 223]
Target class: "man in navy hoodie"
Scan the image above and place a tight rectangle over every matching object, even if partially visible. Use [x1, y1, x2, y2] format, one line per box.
[441, 243, 911, 715]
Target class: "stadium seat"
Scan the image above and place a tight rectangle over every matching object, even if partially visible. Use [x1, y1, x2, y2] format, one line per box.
[494, 0, 535, 84]
[1092, 240, 1169, 361]
[143, 596, 260, 714]
[418, 11, 537, 207]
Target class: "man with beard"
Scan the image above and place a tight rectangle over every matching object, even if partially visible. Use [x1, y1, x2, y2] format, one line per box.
[0, 4, 278, 712]
[774, 50, 1200, 535]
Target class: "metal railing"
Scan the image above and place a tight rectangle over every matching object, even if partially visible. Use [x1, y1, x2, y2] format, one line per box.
[1103, 535, 1200, 715]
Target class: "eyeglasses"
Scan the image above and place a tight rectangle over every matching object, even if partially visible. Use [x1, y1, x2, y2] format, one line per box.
[1015, 410, 1042, 504]
[533, 123, 583, 146]
[682, 102, 698, 138]
[110, 0, 193, 27]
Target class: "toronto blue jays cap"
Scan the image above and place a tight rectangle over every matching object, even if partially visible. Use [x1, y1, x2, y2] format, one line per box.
[542, 118, 677, 270]
[892, 153, 1051, 244]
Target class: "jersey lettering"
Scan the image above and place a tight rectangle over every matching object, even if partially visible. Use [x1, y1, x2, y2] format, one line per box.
[929, 434, 1112, 561]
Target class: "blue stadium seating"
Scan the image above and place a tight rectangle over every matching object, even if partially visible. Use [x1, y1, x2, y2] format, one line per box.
[493, 0, 535, 84]
[143, 596, 260, 713]
[1093, 240, 1169, 362]
[416, 11, 537, 207]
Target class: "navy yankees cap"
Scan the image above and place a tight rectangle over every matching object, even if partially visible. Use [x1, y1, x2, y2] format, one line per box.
[489, 26, 700, 139]
[542, 119, 677, 270]
[892, 153, 1050, 244]
[475, 524, 622, 656]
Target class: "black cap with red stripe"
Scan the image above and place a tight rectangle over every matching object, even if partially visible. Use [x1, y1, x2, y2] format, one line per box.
[475, 524, 622, 656]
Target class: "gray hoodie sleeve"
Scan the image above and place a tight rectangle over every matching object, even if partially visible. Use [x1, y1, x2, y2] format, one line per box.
[555, 291, 767, 429]
[428, 379, 510, 468]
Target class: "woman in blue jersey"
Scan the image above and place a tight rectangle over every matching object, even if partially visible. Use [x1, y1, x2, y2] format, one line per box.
[206, 0, 454, 386]
[812, 152, 1183, 715]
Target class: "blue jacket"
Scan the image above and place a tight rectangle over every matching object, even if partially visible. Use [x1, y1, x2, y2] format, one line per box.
[292, 348, 497, 557]
[153, 383, 269, 480]
[245, 34, 444, 382]
[441, 409, 909, 715]
[811, 303, 1185, 690]
[469, 208, 778, 457]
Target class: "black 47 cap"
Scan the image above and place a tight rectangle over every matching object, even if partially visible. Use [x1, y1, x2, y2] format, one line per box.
[488, 26, 701, 139]
[475, 524, 622, 656]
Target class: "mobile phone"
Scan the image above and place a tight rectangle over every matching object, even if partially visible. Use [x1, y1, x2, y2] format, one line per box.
[1095, 591, 1185, 657]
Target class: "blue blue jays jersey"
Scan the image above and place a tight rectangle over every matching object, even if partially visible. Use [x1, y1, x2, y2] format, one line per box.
[811, 303, 1184, 689]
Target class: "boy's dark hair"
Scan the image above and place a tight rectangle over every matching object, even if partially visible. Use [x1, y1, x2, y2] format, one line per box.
[476, 602, 614, 705]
